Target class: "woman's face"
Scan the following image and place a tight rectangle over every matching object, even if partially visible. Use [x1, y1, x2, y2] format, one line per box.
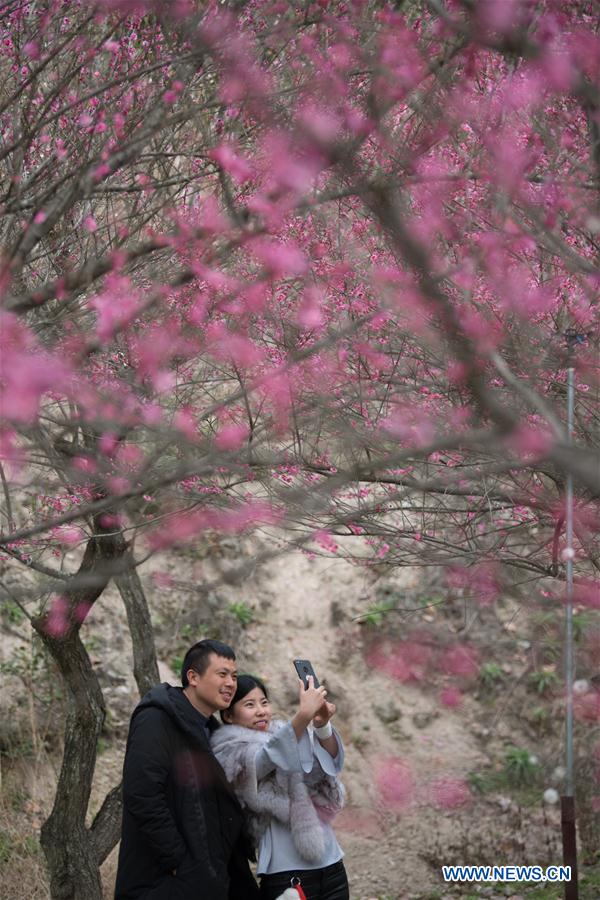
[226, 686, 272, 731]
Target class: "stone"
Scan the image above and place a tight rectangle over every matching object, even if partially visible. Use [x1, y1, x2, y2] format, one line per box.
[412, 710, 439, 729]
[374, 702, 402, 724]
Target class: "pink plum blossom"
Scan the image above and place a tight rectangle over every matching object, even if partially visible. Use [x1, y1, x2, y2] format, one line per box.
[215, 423, 249, 450]
[427, 777, 471, 810]
[440, 686, 463, 709]
[45, 597, 70, 638]
[375, 757, 415, 810]
[209, 143, 253, 183]
[90, 276, 142, 342]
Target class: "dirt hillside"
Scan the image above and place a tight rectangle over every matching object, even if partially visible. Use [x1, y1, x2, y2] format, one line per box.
[2, 530, 598, 899]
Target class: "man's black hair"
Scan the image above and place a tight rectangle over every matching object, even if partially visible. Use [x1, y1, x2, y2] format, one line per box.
[181, 639, 236, 687]
[221, 674, 269, 722]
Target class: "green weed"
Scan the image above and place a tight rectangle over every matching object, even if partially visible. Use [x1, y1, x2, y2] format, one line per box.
[1, 599, 25, 626]
[359, 601, 395, 627]
[170, 655, 184, 677]
[83, 634, 102, 655]
[228, 601, 254, 627]
[572, 611, 592, 643]
[529, 705, 551, 731]
[504, 746, 540, 786]
[479, 661, 504, 688]
[530, 669, 559, 695]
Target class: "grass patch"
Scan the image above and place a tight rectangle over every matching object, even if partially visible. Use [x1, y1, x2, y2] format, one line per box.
[228, 601, 254, 627]
[467, 769, 542, 807]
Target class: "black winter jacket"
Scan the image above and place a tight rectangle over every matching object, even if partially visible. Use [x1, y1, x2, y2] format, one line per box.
[114, 684, 258, 900]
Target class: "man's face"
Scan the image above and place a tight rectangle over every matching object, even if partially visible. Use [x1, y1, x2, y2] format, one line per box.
[185, 654, 238, 716]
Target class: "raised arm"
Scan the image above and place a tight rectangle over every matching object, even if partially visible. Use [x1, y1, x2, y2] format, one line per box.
[291, 676, 329, 740]
[254, 677, 329, 780]
[312, 699, 339, 760]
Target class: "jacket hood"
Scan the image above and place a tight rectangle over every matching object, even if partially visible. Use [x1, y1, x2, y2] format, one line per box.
[133, 682, 217, 746]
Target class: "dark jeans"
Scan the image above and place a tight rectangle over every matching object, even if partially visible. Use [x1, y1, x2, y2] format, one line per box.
[259, 861, 349, 900]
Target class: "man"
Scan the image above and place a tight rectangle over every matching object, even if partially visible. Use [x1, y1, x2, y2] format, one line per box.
[115, 639, 259, 900]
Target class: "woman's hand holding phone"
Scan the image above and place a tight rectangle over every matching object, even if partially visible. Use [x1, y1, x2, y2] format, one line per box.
[291, 675, 327, 740]
[298, 675, 327, 718]
[312, 696, 339, 759]
[313, 700, 336, 729]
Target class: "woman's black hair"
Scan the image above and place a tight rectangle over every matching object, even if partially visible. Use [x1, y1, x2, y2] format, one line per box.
[220, 674, 269, 722]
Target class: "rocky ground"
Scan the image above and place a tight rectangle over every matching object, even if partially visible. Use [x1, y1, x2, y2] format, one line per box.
[1, 531, 599, 899]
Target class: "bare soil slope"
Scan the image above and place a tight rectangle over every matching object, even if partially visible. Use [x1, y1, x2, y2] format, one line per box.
[3, 532, 597, 899]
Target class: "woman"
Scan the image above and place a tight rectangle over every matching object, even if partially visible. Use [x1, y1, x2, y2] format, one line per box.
[211, 673, 349, 900]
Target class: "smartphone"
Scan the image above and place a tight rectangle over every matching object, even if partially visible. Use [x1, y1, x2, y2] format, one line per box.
[293, 658, 320, 690]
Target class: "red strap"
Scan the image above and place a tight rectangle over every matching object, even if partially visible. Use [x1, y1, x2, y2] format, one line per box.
[294, 886, 307, 900]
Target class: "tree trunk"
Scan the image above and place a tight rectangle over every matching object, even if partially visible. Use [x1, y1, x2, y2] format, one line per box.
[114, 549, 160, 696]
[36, 628, 106, 900]
[34, 527, 125, 899]
[89, 783, 123, 867]
[33, 523, 161, 898]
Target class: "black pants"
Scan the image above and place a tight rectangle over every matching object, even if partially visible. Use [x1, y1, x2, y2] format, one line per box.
[259, 860, 349, 900]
